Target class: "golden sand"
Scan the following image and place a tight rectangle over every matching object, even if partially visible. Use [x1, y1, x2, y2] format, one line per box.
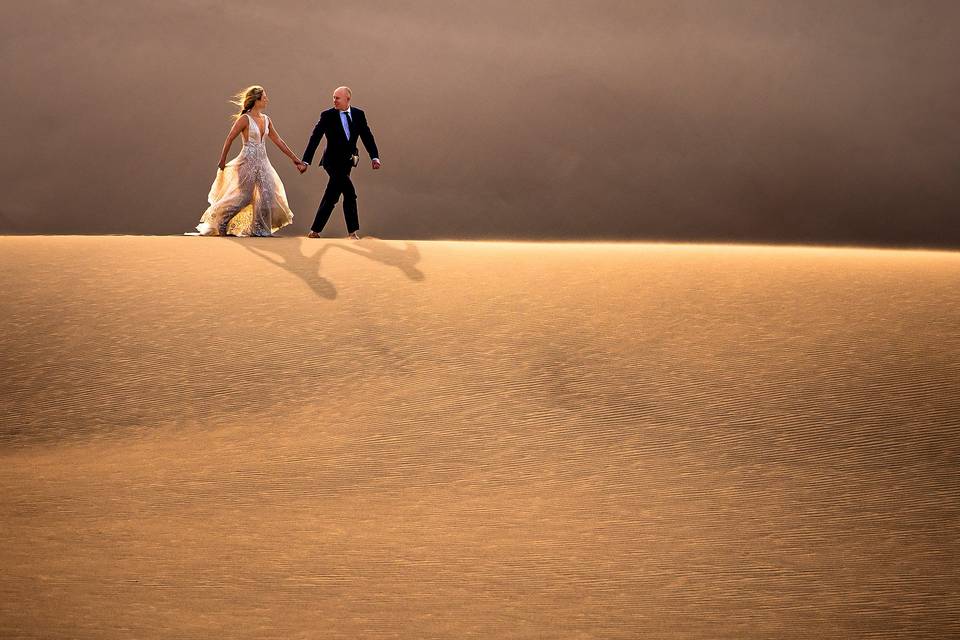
[1, 236, 958, 638]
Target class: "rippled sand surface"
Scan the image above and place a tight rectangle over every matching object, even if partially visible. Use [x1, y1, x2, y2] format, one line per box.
[1, 237, 959, 639]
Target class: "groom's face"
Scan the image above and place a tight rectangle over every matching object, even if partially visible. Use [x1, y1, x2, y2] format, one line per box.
[333, 89, 350, 111]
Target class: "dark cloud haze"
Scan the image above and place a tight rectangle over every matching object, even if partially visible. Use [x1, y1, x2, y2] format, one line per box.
[3, 1, 959, 246]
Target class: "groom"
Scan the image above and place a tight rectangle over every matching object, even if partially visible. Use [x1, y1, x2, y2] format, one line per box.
[300, 86, 381, 240]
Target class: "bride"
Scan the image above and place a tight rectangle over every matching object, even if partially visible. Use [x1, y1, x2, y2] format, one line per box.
[191, 85, 305, 236]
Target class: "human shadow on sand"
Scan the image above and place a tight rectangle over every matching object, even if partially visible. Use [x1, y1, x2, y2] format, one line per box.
[236, 237, 425, 300]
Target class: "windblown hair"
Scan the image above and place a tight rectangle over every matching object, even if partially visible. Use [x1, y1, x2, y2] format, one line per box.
[230, 85, 265, 120]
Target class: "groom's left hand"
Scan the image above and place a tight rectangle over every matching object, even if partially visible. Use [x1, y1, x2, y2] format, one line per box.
[372, 159, 381, 170]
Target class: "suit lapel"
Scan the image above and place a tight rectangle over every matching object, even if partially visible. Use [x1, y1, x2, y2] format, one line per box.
[329, 109, 346, 141]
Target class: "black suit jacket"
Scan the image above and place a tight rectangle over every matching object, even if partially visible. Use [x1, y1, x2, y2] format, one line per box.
[302, 107, 379, 170]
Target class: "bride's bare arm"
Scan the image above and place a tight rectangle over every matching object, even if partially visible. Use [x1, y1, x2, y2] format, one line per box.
[267, 122, 305, 167]
[218, 118, 247, 170]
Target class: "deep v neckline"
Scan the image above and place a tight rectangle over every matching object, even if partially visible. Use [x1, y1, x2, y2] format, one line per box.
[246, 113, 267, 142]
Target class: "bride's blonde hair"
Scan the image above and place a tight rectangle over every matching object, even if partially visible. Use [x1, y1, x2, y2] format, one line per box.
[230, 85, 265, 120]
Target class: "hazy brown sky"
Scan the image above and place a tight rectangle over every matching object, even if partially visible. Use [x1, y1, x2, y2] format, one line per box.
[3, 1, 959, 245]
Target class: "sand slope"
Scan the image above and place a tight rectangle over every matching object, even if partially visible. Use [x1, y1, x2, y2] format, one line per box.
[1, 237, 959, 639]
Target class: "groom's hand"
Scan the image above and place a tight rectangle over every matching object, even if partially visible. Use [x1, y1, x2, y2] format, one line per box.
[372, 159, 381, 170]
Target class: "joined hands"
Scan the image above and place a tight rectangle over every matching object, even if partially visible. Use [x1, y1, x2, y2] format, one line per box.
[292, 159, 378, 174]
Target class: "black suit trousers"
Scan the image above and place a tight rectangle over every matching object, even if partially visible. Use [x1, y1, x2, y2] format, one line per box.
[311, 164, 358, 233]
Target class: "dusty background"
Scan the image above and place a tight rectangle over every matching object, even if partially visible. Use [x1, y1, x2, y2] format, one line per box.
[2, 237, 959, 637]
[3, 1, 959, 245]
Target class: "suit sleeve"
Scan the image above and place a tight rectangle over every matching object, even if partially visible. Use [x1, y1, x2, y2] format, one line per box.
[302, 114, 326, 165]
[358, 112, 380, 160]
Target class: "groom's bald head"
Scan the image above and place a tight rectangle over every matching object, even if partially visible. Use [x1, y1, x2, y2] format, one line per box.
[333, 86, 352, 111]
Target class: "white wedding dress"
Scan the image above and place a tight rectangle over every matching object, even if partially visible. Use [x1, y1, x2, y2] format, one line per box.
[192, 113, 294, 236]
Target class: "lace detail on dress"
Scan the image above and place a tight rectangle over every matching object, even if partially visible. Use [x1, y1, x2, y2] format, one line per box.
[193, 113, 294, 236]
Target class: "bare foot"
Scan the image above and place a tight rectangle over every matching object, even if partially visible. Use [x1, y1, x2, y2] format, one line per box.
[347, 232, 361, 240]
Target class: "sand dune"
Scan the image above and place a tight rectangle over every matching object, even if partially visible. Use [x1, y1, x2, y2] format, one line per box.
[1, 236, 959, 638]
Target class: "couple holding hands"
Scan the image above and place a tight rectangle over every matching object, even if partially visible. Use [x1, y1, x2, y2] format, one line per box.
[192, 85, 379, 239]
